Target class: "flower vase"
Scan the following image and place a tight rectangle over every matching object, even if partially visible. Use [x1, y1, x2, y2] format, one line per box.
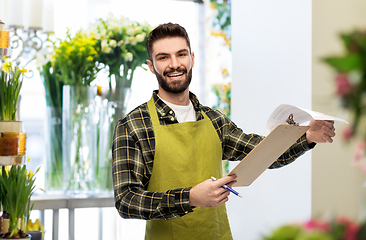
[62, 85, 98, 196]
[96, 85, 131, 192]
[44, 106, 63, 192]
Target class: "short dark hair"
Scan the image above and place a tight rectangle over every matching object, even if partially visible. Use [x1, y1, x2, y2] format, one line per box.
[147, 22, 191, 60]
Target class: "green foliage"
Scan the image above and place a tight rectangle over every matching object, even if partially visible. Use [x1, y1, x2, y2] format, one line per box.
[0, 61, 27, 121]
[263, 225, 302, 240]
[0, 165, 38, 238]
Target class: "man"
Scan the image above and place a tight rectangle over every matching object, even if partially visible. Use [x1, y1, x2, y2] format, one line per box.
[112, 23, 336, 240]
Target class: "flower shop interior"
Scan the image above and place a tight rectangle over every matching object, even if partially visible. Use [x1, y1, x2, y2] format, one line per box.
[1, 0, 366, 239]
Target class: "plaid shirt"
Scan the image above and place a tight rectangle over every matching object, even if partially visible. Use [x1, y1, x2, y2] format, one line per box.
[112, 91, 314, 220]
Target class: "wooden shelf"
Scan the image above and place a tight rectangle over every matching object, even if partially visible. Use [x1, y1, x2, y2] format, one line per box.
[0, 155, 27, 166]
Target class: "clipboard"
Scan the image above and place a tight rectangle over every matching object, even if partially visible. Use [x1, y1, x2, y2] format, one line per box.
[229, 124, 310, 187]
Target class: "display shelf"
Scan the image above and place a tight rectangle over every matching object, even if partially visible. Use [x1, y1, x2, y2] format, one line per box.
[0, 155, 27, 166]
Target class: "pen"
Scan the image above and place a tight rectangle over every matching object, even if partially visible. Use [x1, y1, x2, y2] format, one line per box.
[211, 176, 243, 198]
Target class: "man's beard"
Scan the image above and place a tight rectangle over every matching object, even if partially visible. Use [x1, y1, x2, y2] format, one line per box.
[154, 65, 192, 94]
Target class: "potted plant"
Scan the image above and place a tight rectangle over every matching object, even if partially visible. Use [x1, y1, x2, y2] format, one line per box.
[0, 61, 27, 159]
[0, 165, 39, 239]
[0, 60, 27, 125]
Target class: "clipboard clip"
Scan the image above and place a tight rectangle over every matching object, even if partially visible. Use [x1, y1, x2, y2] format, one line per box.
[286, 114, 299, 126]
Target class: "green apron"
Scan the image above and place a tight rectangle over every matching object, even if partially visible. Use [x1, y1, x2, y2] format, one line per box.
[145, 97, 233, 240]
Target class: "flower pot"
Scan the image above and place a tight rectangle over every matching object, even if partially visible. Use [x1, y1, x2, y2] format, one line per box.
[0, 121, 27, 158]
[0, 233, 31, 240]
[0, 218, 9, 234]
[0, 121, 22, 133]
[27, 231, 42, 240]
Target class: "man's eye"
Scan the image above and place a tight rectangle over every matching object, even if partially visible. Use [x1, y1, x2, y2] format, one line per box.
[158, 56, 167, 60]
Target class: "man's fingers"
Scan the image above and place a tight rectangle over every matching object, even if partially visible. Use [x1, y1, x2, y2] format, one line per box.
[214, 175, 237, 186]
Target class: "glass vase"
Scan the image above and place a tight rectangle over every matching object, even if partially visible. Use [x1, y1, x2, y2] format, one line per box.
[62, 85, 97, 196]
[96, 85, 131, 192]
[44, 106, 63, 192]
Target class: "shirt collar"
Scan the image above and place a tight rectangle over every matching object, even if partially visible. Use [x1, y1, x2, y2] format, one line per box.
[152, 90, 202, 119]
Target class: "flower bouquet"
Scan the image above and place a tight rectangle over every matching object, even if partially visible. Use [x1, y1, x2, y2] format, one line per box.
[322, 29, 366, 171]
[0, 165, 39, 239]
[87, 14, 152, 191]
[53, 29, 100, 194]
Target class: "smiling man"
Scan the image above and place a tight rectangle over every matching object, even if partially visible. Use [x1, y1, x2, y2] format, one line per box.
[112, 23, 336, 240]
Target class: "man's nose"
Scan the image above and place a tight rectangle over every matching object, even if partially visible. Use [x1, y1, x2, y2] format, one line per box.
[169, 56, 180, 69]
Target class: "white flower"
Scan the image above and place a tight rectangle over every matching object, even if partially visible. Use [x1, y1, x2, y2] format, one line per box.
[134, 26, 142, 34]
[100, 28, 107, 36]
[126, 27, 135, 36]
[135, 33, 146, 42]
[109, 39, 117, 48]
[117, 40, 124, 47]
[128, 37, 137, 45]
[124, 52, 133, 61]
[35, 48, 54, 69]
[101, 40, 112, 53]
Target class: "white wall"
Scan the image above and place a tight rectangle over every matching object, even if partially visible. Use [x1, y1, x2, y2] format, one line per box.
[229, 1, 312, 239]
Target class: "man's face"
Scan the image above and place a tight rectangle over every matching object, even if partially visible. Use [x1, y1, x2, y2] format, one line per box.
[147, 37, 195, 94]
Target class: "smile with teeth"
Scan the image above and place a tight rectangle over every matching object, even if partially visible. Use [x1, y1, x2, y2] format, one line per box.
[167, 72, 184, 78]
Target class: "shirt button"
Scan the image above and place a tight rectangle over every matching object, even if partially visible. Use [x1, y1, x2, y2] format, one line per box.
[169, 110, 173, 114]
[170, 117, 175, 121]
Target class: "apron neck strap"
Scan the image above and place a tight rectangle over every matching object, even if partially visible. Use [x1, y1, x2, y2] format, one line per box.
[147, 97, 160, 126]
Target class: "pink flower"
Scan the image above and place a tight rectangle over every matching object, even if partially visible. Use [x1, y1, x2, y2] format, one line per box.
[303, 219, 330, 232]
[356, 140, 366, 150]
[336, 74, 353, 96]
[336, 216, 359, 240]
[342, 127, 354, 140]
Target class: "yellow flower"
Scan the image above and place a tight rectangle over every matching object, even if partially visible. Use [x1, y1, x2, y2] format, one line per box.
[27, 170, 34, 178]
[2, 61, 12, 73]
[222, 69, 229, 78]
[27, 219, 44, 233]
[86, 56, 93, 61]
[17, 66, 28, 75]
[0, 166, 11, 175]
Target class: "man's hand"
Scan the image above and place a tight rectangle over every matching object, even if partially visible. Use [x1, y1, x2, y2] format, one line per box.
[306, 120, 336, 144]
[189, 175, 237, 208]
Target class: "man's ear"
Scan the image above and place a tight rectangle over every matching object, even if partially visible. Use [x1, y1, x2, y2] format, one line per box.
[146, 59, 156, 75]
[191, 52, 195, 68]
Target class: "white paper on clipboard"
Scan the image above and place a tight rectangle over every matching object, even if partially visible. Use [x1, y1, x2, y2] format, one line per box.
[229, 124, 309, 187]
